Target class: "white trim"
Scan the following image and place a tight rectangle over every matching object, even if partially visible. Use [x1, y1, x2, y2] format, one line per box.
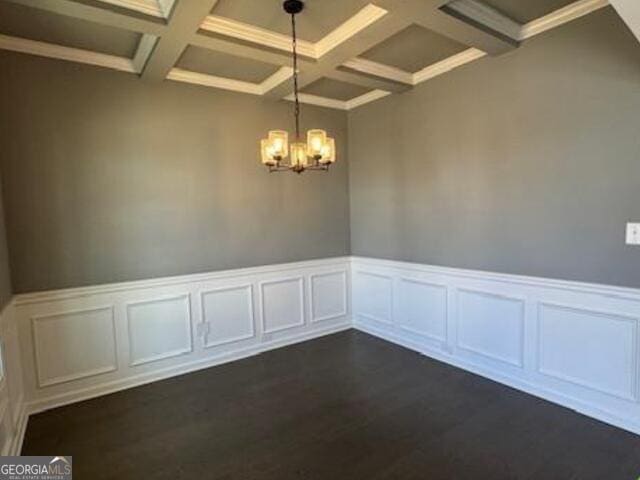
[352, 256, 640, 300]
[0, 34, 136, 73]
[200, 15, 317, 58]
[14, 257, 351, 306]
[314, 4, 388, 57]
[345, 89, 391, 109]
[166, 68, 263, 95]
[520, 0, 609, 40]
[284, 90, 392, 111]
[343, 58, 414, 85]
[413, 48, 487, 84]
[96, 0, 165, 18]
[285, 93, 349, 110]
[9, 403, 28, 455]
[167, 67, 293, 96]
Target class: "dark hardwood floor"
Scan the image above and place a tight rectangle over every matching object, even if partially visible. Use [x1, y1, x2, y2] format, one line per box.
[23, 330, 640, 479]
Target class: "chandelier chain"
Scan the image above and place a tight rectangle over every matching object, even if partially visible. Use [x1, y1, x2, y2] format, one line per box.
[291, 12, 301, 141]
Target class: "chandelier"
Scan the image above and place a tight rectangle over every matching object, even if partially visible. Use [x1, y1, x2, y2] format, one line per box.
[260, 0, 336, 174]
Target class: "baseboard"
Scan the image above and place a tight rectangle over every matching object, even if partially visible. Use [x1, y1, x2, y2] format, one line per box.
[8, 402, 28, 455]
[26, 321, 352, 415]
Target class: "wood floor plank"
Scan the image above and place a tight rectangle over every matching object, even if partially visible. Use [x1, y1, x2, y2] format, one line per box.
[22, 330, 640, 479]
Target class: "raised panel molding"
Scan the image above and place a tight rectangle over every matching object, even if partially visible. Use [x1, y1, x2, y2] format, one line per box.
[351, 256, 640, 436]
[9, 256, 640, 437]
[354, 271, 393, 325]
[260, 277, 305, 334]
[201, 285, 255, 348]
[310, 271, 348, 323]
[456, 289, 525, 368]
[126, 295, 193, 367]
[31, 307, 117, 387]
[537, 302, 639, 401]
[397, 278, 447, 342]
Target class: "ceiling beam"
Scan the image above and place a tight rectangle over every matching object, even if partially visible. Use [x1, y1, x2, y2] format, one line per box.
[327, 69, 411, 93]
[190, 33, 302, 67]
[442, 0, 522, 40]
[263, 12, 410, 98]
[409, 1, 518, 55]
[141, 0, 220, 81]
[4, 0, 167, 36]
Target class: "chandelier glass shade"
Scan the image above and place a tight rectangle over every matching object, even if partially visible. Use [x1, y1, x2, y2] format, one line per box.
[260, 0, 336, 173]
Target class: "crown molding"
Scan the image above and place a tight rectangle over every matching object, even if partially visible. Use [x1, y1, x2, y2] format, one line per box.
[167, 68, 263, 95]
[96, 0, 165, 18]
[285, 93, 348, 110]
[345, 90, 391, 110]
[520, 0, 609, 39]
[413, 48, 486, 84]
[342, 58, 414, 85]
[166, 66, 293, 96]
[314, 4, 388, 57]
[200, 15, 317, 58]
[0, 34, 136, 73]
[284, 89, 391, 111]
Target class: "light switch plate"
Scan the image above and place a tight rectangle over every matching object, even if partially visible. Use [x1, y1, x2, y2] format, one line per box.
[626, 223, 640, 245]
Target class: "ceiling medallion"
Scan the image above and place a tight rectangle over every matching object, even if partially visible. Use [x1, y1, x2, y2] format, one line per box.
[260, 0, 336, 174]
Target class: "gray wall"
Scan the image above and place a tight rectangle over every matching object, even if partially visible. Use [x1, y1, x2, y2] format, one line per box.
[349, 8, 640, 288]
[0, 52, 350, 293]
[0, 171, 12, 308]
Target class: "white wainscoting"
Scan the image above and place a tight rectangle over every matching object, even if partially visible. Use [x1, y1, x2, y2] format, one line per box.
[351, 256, 640, 435]
[5, 254, 640, 449]
[13, 257, 351, 415]
[0, 300, 27, 455]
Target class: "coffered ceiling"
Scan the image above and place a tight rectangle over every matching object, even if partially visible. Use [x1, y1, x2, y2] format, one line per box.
[0, 0, 615, 110]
